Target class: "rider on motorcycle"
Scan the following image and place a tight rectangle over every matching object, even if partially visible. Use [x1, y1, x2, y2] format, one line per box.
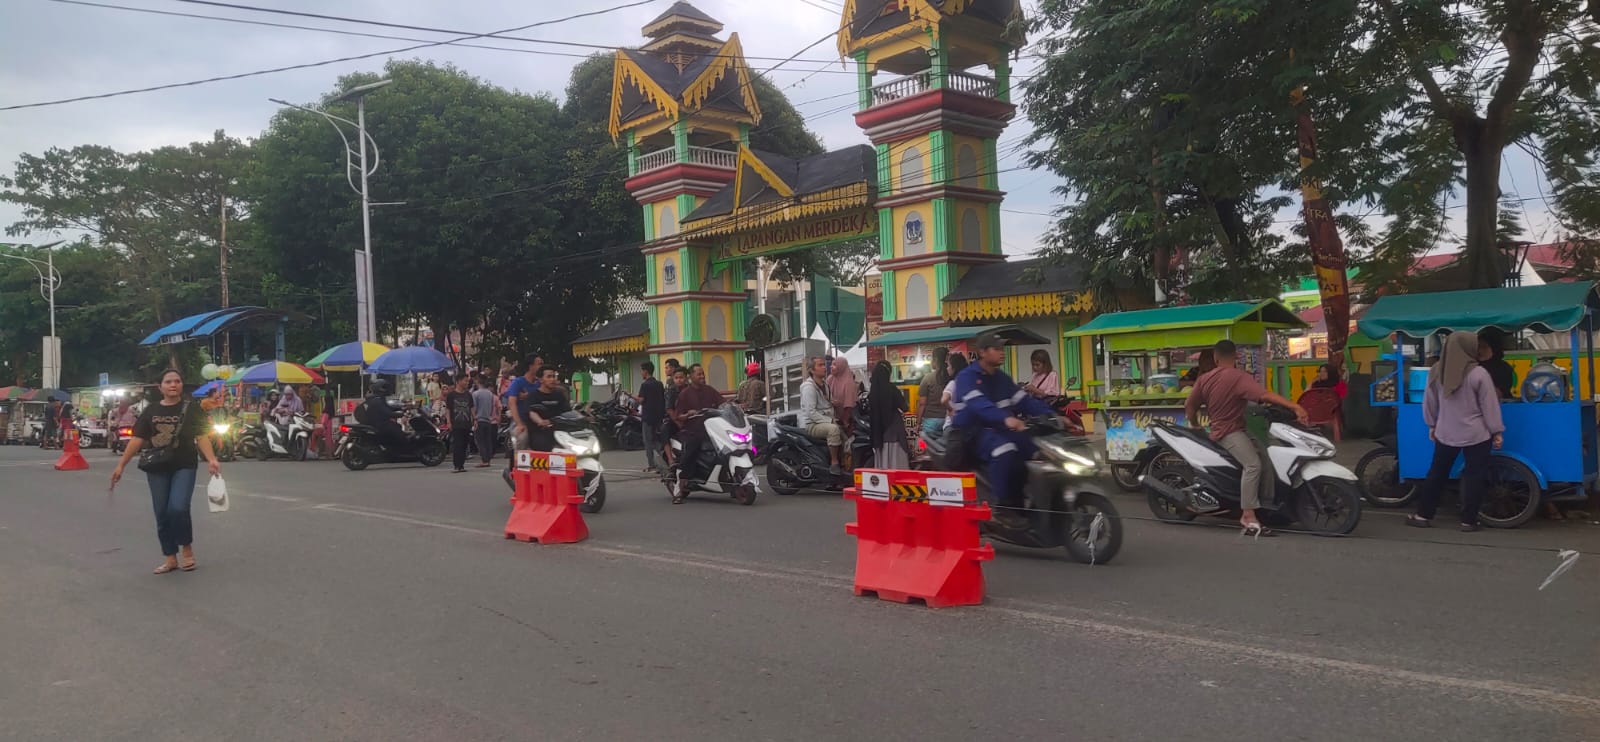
[363, 380, 407, 450]
[670, 363, 725, 504]
[952, 332, 1056, 527]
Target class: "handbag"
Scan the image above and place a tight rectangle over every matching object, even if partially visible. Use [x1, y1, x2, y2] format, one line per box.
[136, 400, 190, 472]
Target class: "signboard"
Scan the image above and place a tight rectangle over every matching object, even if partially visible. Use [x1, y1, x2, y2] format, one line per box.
[713, 208, 877, 263]
[864, 274, 884, 368]
[1100, 407, 1210, 463]
[98, 372, 109, 387]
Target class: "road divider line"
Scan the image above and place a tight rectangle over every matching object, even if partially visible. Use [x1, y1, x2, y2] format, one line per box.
[304, 497, 1600, 713]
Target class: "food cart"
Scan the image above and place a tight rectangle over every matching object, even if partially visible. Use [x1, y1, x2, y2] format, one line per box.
[1357, 282, 1598, 528]
[1065, 299, 1307, 489]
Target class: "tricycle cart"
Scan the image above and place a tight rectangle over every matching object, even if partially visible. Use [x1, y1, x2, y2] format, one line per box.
[1357, 282, 1599, 528]
[1066, 299, 1307, 489]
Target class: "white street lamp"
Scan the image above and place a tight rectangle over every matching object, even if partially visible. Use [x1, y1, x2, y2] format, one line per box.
[0, 241, 65, 388]
[269, 78, 392, 343]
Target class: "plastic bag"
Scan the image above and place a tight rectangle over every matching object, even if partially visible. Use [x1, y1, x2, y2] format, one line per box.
[207, 475, 230, 513]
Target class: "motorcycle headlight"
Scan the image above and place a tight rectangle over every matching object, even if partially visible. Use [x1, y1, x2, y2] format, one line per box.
[727, 430, 751, 445]
[1061, 450, 1099, 476]
[554, 431, 599, 456]
[212, 423, 231, 435]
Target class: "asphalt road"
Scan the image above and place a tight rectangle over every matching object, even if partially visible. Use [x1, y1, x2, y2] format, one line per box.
[2, 442, 1598, 741]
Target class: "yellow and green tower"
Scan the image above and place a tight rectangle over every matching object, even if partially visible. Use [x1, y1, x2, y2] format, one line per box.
[610, 1, 760, 390]
[840, 0, 1026, 334]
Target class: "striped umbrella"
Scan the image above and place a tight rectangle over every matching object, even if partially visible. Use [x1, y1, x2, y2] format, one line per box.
[0, 386, 30, 400]
[231, 361, 326, 386]
[306, 341, 389, 371]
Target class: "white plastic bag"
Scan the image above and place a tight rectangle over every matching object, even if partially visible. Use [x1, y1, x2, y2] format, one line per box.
[207, 475, 230, 513]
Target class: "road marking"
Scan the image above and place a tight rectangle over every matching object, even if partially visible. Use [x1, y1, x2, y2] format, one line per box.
[232, 491, 304, 503]
[305, 500, 1600, 714]
[0, 460, 56, 468]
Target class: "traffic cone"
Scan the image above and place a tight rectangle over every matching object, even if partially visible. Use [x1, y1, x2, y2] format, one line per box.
[54, 429, 89, 471]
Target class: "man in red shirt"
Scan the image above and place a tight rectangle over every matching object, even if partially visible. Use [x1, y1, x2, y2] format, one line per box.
[671, 363, 726, 504]
[1185, 340, 1308, 532]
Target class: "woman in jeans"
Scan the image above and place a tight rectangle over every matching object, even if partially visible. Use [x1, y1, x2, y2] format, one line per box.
[1406, 331, 1503, 533]
[916, 347, 950, 434]
[111, 369, 223, 573]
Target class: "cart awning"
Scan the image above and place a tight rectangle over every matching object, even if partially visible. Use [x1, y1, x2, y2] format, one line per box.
[1065, 300, 1305, 338]
[1357, 282, 1599, 338]
[864, 324, 1050, 347]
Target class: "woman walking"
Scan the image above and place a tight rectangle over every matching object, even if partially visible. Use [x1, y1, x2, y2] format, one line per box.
[867, 360, 910, 469]
[1406, 331, 1503, 533]
[110, 369, 223, 573]
[916, 348, 950, 435]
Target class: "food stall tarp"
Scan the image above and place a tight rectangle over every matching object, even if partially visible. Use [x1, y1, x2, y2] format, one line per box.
[1357, 282, 1598, 338]
[1065, 300, 1305, 352]
[864, 323, 1049, 347]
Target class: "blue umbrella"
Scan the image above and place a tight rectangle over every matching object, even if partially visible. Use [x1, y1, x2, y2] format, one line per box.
[367, 345, 456, 375]
[192, 379, 223, 398]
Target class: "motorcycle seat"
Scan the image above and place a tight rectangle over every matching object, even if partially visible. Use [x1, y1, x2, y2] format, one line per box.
[1157, 423, 1242, 467]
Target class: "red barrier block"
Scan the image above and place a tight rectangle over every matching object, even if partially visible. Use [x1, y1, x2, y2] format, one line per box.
[504, 450, 588, 544]
[844, 468, 992, 608]
[54, 429, 88, 471]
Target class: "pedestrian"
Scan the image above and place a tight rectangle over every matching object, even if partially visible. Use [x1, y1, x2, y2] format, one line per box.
[827, 357, 856, 436]
[444, 374, 475, 473]
[423, 372, 444, 416]
[942, 352, 969, 429]
[109, 368, 222, 574]
[735, 361, 766, 411]
[1023, 349, 1060, 399]
[503, 355, 544, 457]
[868, 360, 910, 469]
[471, 377, 498, 467]
[1406, 331, 1504, 533]
[638, 361, 666, 473]
[916, 347, 949, 434]
[41, 398, 59, 448]
[1476, 331, 1516, 400]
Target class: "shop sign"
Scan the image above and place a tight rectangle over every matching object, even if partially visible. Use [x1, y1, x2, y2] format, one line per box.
[1101, 407, 1210, 462]
[713, 208, 877, 263]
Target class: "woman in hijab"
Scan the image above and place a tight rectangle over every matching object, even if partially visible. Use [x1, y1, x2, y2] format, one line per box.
[827, 358, 857, 436]
[867, 360, 909, 469]
[1476, 331, 1516, 399]
[274, 385, 304, 424]
[1407, 331, 1504, 532]
[1309, 363, 1347, 399]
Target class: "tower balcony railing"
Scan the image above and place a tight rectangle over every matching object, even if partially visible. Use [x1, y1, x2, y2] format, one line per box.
[868, 69, 998, 106]
[635, 145, 738, 176]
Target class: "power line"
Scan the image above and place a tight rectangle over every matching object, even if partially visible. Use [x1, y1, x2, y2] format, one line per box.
[2, 0, 659, 111]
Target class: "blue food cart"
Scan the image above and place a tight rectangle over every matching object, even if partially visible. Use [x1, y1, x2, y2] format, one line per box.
[1357, 282, 1599, 527]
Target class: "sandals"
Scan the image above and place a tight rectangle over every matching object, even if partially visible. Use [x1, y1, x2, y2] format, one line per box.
[1239, 522, 1276, 538]
[179, 553, 197, 571]
[1405, 515, 1432, 528]
[153, 562, 178, 574]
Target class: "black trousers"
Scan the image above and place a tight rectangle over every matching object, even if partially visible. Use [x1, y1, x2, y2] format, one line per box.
[1415, 438, 1492, 525]
[677, 430, 707, 481]
[450, 427, 470, 470]
[474, 422, 495, 463]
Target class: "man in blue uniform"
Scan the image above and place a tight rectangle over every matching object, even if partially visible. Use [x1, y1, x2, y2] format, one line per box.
[953, 332, 1055, 527]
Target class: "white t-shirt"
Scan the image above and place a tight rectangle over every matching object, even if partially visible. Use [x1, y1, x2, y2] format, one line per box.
[941, 380, 957, 429]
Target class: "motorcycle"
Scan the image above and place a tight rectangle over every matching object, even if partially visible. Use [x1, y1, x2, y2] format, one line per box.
[585, 393, 644, 451]
[337, 409, 446, 470]
[244, 412, 315, 461]
[540, 404, 608, 514]
[665, 403, 759, 505]
[918, 416, 1123, 564]
[210, 419, 238, 462]
[109, 424, 134, 454]
[1140, 403, 1363, 535]
[763, 409, 853, 495]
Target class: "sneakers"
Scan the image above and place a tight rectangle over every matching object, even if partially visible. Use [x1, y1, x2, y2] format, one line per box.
[672, 478, 687, 504]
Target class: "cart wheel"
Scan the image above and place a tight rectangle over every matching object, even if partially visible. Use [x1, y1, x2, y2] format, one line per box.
[1354, 445, 1416, 508]
[1479, 457, 1540, 529]
[1110, 462, 1144, 492]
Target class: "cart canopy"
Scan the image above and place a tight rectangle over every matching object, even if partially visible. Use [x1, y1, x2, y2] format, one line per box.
[1064, 299, 1304, 352]
[1357, 282, 1599, 338]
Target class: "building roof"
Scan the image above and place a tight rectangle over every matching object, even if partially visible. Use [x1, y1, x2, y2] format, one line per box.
[685, 145, 878, 222]
[643, 1, 722, 34]
[573, 312, 649, 345]
[941, 257, 1087, 302]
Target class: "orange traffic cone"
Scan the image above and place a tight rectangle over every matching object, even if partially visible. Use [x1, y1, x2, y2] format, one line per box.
[54, 429, 89, 471]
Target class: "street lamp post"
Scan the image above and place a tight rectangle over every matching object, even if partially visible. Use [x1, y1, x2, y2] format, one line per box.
[0, 241, 64, 388]
[269, 78, 392, 343]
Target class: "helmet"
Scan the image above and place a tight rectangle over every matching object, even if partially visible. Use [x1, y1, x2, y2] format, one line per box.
[745, 361, 761, 377]
[371, 380, 393, 396]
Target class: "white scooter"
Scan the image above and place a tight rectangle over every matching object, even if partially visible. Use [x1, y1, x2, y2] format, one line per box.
[257, 412, 316, 461]
[666, 403, 759, 505]
[1140, 403, 1363, 535]
[549, 410, 607, 514]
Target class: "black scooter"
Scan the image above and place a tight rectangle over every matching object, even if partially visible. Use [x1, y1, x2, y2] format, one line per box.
[338, 408, 446, 470]
[918, 417, 1123, 564]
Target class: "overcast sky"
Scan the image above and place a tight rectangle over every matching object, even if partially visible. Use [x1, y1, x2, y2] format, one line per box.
[0, 0, 1566, 256]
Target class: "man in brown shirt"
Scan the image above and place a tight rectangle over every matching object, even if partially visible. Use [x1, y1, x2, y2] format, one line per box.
[1185, 340, 1308, 531]
[671, 363, 726, 503]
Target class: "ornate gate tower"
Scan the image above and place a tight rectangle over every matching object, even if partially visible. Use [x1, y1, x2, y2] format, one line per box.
[610, 2, 760, 388]
[840, 1, 1025, 333]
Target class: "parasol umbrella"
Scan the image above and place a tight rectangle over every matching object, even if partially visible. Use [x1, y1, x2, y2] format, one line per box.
[232, 361, 326, 386]
[192, 379, 224, 398]
[21, 388, 70, 402]
[306, 341, 389, 371]
[0, 386, 30, 400]
[368, 345, 456, 375]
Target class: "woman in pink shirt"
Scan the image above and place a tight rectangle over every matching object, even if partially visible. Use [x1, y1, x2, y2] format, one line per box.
[1406, 331, 1504, 533]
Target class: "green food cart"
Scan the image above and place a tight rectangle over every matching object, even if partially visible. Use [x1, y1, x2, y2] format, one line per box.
[1066, 299, 1307, 489]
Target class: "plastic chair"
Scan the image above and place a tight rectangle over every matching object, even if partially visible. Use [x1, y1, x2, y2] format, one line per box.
[1297, 388, 1344, 442]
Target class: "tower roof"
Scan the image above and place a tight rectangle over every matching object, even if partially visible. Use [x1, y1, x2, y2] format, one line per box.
[838, 0, 1024, 58]
[643, 1, 724, 38]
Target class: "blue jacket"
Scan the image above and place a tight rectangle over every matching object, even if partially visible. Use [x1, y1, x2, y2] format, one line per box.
[952, 362, 1053, 430]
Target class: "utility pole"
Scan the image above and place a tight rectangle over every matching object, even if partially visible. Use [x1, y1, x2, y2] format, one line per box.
[219, 191, 231, 363]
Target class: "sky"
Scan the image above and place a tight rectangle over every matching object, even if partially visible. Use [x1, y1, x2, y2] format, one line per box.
[0, 0, 1567, 257]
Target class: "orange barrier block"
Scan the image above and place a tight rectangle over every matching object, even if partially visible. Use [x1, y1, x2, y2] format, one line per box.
[843, 469, 992, 608]
[504, 450, 588, 544]
[53, 429, 88, 471]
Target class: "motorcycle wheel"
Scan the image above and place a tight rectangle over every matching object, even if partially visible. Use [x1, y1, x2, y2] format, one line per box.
[1061, 492, 1122, 565]
[418, 441, 446, 468]
[1145, 452, 1198, 522]
[218, 444, 235, 463]
[580, 475, 607, 514]
[619, 427, 643, 451]
[256, 440, 272, 461]
[1293, 478, 1363, 535]
[341, 445, 370, 471]
[238, 439, 260, 461]
[1354, 445, 1415, 508]
[291, 437, 308, 462]
[766, 449, 804, 496]
[1479, 457, 1540, 529]
[733, 482, 758, 506]
[1110, 462, 1144, 492]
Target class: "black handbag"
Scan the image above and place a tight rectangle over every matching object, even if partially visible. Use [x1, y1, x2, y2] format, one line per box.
[136, 401, 190, 472]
